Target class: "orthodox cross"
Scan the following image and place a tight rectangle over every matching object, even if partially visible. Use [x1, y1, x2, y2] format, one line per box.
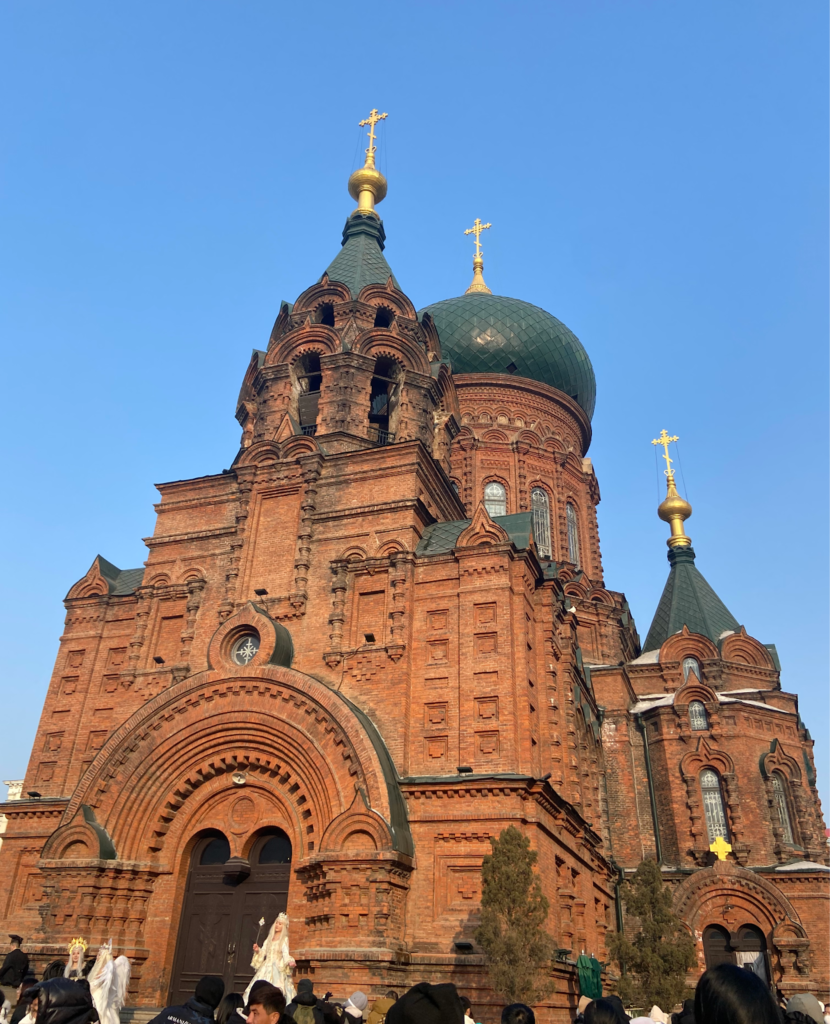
[709, 836, 732, 861]
[359, 108, 388, 158]
[652, 428, 679, 478]
[464, 218, 492, 257]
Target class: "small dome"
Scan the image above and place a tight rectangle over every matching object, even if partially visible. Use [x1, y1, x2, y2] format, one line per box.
[418, 293, 596, 419]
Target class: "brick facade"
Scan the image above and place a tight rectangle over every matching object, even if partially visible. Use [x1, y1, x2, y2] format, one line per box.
[0, 202, 826, 1021]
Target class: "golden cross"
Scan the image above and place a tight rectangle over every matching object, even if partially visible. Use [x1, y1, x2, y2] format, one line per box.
[652, 428, 679, 478]
[358, 108, 388, 158]
[709, 836, 732, 861]
[464, 218, 492, 258]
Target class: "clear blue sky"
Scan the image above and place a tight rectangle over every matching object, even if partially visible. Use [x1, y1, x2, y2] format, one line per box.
[1, 2, 827, 807]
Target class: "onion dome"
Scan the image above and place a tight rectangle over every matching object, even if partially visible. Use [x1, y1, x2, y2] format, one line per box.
[418, 293, 596, 419]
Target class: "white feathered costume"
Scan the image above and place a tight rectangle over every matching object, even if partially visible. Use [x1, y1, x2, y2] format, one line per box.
[88, 941, 131, 1024]
[243, 913, 295, 1004]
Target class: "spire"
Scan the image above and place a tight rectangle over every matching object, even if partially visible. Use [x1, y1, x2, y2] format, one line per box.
[652, 429, 692, 548]
[322, 108, 400, 298]
[347, 108, 388, 218]
[464, 218, 492, 294]
[642, 430, 740, 652]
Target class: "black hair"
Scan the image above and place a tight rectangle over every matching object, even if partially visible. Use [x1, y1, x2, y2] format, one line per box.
[694, 964, 783, 1024]
[460, 995, 472, 1013]
[585, 999, 627, 1024]
[385, 991, 398, 1001]
[41, 962, 66, 982]
[247, 983, 286, 1017]
[216, 993, 245, 1024]
[501, 1004, 535, 1024]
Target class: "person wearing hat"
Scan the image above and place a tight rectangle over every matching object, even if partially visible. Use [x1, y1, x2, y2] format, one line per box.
[285, 980, 324, 1024]
[342, 993, 367, 1020]
[786, 994, 825, 1024]
[148, 976, 225, 1024]
[0, 937, 29, 1008]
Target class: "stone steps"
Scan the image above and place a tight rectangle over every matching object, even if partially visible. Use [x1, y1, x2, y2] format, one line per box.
[121, 1008, 162, 1024]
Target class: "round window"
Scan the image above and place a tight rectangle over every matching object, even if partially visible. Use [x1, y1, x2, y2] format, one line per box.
[231, 632, 260, 665]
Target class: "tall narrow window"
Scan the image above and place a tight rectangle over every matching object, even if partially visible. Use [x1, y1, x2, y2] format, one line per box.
[484, 482, 507, 517]
[683, 656, 701, 682]
[772, 773, 794, 845]
[296, 352, 322, 436]
[689, 700, 708, 731]
[566, 503, 580, 565]
[700, 769, 729, 843]
[531, 488, 551, 558]
[368, 356, 399, 445]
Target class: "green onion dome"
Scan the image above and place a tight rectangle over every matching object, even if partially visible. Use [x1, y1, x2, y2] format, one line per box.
[418, 293, 596, 419]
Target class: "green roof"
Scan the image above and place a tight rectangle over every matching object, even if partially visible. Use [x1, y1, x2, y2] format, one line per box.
[643, 546, 740, 653]
[416, 512, 534, 556]
[322, 213, 400, 298]
[418, 293, 596, 419]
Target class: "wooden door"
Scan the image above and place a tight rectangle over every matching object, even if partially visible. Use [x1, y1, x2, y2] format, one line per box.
[702, 924, 734, 970]
[171, 831, 292, 1003]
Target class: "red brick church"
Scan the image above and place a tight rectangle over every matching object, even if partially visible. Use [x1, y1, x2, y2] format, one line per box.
[1, 116, 827, 1020]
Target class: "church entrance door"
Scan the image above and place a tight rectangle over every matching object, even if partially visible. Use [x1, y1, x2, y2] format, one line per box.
[170, 831, 293, 1003]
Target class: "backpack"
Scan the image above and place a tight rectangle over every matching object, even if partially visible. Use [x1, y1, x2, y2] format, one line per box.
[292, 1006, 316, 1024]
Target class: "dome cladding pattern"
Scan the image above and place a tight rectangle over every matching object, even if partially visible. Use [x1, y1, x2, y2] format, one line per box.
[419, 293, 596, 419]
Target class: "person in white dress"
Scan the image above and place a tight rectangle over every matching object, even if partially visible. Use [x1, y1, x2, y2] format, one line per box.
[243, 914, 295, 1004]
[88, 941, 131, 1024]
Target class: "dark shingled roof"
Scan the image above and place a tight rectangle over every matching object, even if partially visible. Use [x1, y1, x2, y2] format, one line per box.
[322, 213, 400, 298]
[95, 556, 145, 596]
[643, 546, 740, 653]
[416, 512, 534, 556]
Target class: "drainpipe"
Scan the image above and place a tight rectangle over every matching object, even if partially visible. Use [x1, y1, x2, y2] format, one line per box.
[636, 712, 663, 864]
[611, 859, 627, 977]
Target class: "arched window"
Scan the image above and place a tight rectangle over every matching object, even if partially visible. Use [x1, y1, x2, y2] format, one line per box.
[772, 773, 795, 845]
[199, 836, 230, 865]
[258, 831, 293, 864]
[566, 503, 580, 566]
[484, 482, 507, 517]
[689, 700, 709, 731]
[531, 488, 552, 558]
[700, 769, 729, 843]
[683, 656, 701, 682]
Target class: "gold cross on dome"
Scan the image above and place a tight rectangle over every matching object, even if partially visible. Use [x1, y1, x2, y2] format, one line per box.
[709, 836, 732, 861]
[464, 218, 492, 257]
[358, 108, 388, 158]
[652, 428, 679, 478]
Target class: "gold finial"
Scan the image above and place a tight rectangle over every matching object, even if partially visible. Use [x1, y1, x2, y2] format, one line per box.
[464, 218, 492, 294]
[709, 836, 732, 861]
[652, 429, 692, 548]
[348, 108, 389, 217]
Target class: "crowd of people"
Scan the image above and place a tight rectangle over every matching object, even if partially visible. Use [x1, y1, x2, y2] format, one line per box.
[574, 965, 830, 1024]
[1, 934, 828, 1024]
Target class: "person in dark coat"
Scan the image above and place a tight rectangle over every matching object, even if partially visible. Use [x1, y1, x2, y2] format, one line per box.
[502, 1004, 535, 1024]
[148, 977, 225, 1024]
[671, 999, 695, 1024]
[285, 981, 323, 1024]
[386, 983, 464, 1024]
[0, 937, 29, 1006]
[243, 981, 294, 1024]
[10, 976, 38, 1024]
[29, 978, 98, 1024]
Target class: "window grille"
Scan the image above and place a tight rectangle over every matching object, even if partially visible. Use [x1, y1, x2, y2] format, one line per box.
[689, 700, 708, 731]
[683, 656, 701, 682]
[772, 773, 794, 845]
[531, 488, 552, 557]
[700, 769, 729, 843]
[484, 482, 507, 517]
[566, 503, 580, 565]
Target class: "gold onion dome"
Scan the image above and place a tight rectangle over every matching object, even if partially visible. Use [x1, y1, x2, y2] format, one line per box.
[348, 108, 388, 217]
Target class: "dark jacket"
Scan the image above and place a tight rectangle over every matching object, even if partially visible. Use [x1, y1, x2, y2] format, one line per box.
[148, 997, 217, 1024]
[0, 950, 30, 987]
[31, 979, 98, 1024]
[285, 990, 324, 1024]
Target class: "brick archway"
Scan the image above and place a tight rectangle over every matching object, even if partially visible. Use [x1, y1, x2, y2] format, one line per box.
[37, 665, 413, 1004]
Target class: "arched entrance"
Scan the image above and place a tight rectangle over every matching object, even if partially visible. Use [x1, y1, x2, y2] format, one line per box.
[733, 924, 769, 984]
[703, 925, 733, 969]
[170, 828, 292, 1001]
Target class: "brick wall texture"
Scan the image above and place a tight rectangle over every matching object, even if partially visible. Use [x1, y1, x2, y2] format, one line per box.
[0, 238, 826, 1023]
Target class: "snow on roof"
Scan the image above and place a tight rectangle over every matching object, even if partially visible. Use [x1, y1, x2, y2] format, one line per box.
[719, 696, 789, 714]
[774, 860, 830, 873]
[629, 649, 660, 665]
